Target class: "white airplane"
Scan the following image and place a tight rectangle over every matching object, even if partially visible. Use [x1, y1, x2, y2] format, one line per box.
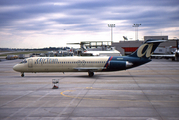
[13, 39, 166, 77]
[68, 41, 122, 56]
[82, 48, 122, 56]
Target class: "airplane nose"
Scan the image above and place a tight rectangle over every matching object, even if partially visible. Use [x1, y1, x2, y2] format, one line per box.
[13, 64, 19, 71]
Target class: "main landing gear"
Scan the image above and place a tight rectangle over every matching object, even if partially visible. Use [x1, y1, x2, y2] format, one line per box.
[21, 72, 24, 77]
[88, 72, 94, 77]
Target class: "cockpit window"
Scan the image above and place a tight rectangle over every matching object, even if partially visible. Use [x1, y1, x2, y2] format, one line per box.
[20, 60, 27, 64]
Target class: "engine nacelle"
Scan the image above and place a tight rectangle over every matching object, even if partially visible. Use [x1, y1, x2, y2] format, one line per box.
[108, 61, 133, 70]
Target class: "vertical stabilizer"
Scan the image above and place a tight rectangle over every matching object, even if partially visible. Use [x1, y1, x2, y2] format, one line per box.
[129, 39, 166, 58]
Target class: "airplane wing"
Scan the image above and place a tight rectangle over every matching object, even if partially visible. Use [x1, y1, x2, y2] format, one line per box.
[74, 67, 106, 72]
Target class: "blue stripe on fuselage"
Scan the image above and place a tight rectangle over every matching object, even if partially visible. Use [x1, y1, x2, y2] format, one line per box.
[103, 56, 113, 71]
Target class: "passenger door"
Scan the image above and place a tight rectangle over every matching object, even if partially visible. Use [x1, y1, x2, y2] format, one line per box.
[28, 59, 33, 68]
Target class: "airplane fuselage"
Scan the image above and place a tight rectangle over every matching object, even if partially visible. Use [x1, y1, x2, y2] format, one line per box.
[13, 56, 151, 76]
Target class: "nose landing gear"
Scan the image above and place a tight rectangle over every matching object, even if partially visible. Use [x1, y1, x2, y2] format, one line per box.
[21, 73, 24, 77]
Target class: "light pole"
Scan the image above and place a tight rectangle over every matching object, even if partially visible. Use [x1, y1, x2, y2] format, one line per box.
[132, 24, 141, 40]
[108, 24, 115, 45]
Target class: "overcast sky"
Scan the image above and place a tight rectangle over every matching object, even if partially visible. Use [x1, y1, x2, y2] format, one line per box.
[0, 0, 179, 48]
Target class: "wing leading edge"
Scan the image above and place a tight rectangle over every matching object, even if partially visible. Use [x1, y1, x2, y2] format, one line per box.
[74, 67, 106, 72]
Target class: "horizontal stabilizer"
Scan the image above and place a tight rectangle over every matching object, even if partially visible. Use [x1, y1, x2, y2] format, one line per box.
[144, 39, 167, 43]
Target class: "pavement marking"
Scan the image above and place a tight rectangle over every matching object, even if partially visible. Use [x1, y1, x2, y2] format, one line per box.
[60, 88, 179, 103]
[57, 88, 85, 118]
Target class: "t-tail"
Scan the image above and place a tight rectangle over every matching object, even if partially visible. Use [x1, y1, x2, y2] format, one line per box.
[129, 39, 166, 59]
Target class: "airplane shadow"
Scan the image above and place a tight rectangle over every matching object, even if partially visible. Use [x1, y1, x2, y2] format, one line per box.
[12, 74, 139, 79]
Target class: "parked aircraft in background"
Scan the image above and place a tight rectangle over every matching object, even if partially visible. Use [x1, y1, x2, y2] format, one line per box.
[151, 46, 179, 61]
[82, 47, 122, 56]
[13, 39, 166, 77]
[68, 41, 122, 56]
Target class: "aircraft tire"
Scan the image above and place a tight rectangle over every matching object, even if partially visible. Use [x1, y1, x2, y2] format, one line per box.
[21, 73, 24, 77]
[88, 72, 94, 77]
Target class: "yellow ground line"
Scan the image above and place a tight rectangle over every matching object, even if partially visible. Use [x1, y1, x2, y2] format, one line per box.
[60, 88, 179, 103]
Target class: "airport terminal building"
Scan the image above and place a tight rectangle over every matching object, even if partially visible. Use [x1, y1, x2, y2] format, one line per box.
[112, 36, 178, 55]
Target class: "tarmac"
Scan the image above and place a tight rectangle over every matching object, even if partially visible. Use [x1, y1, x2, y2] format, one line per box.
[0, 59, 179, 120]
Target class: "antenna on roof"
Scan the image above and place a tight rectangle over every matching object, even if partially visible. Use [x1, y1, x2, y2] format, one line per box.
[123, 36, 128, 41]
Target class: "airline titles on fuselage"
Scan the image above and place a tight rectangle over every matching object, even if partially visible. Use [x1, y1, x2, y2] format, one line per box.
[35, 58, 106, 66]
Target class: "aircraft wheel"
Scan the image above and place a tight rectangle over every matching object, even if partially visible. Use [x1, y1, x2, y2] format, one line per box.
[88, 72, 94, 77]
[21, 73, 24, 77]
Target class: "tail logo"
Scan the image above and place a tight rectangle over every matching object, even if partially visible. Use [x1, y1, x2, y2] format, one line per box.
[137, 43, 153, 58]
